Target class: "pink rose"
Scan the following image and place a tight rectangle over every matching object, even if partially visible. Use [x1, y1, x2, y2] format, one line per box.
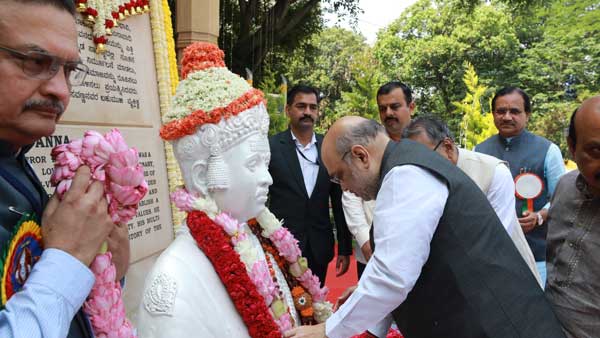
[270, 227, 301, 262]
[170, 188, 195, 212]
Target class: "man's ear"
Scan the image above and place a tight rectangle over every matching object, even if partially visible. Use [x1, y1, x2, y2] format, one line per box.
[408, 101, 416, 115]
[350, 145, 369, 168]
[444, 140, 458, 164]
[191, 160, 209, 196]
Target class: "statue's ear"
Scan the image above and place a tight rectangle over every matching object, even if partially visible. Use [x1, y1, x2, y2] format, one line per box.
[190, 160, 209, 196]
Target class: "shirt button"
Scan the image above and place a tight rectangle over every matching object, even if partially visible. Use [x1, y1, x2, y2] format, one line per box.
[505, 147, 509, 151]
[568, 242, 574, 248]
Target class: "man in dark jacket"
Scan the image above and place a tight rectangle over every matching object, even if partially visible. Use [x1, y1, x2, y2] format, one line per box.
[268, 85, 352, 285]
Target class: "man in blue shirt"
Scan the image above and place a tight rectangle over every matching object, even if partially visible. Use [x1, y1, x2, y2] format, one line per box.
[0, 1, 128, 337]
[475, 87, 565, 286]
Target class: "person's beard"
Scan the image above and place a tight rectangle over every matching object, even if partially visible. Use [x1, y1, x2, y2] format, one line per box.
[348, 163, 379, 201]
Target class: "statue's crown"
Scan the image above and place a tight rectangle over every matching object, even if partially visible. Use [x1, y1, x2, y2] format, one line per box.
[159, 42, 267, 142]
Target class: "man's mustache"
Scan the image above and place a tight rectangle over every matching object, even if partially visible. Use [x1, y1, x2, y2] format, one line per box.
[23, 99, 65, 116]
[300, 115, 314, 122]
[385, 116, 398, 123]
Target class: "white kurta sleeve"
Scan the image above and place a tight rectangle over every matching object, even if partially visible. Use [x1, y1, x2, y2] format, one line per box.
[325, 165, 449, 338]
[486, 163, 518, 233]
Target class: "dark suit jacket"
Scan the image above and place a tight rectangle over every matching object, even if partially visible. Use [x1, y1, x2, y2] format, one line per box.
[0, 141, 93, 338]
[268, 129, 352, 264]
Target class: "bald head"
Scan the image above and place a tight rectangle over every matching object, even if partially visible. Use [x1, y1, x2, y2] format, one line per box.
[568, 95, 600, 196]
[323, 116, 386, 163]
[322, 116, 388, 200]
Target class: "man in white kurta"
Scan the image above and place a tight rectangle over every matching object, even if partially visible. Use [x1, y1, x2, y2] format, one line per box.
[403, 117, 541, 286]
[285, 116, 564, 338]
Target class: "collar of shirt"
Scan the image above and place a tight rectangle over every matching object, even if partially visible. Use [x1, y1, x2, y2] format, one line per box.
[576, 172, 598, 199]
[290, 130, 317, 150]
[499, 129, 528, 148]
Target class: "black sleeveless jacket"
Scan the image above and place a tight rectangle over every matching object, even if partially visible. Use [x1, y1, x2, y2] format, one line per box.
[377, 140, 565, 338]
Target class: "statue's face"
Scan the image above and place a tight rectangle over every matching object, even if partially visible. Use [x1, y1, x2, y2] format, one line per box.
[211, 133, 272, 221]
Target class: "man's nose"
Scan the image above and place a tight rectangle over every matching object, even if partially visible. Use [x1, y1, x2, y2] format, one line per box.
[39, 67, 70, 104]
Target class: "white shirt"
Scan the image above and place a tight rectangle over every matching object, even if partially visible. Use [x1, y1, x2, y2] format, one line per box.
[326, 165, 449, 338]
[291, 131, 319, 197]
[342, 191, 375, 264]
[477, 161, 517, 234]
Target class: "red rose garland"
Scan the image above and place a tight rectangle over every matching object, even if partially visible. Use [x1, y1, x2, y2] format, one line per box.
[187, 211, 281, 338]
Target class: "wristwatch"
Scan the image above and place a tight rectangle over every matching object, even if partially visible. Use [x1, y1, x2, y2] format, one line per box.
[536, 212, 544, 227]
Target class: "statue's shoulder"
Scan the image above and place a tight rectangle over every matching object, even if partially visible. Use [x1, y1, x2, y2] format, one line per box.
[137, 229, 251, 337]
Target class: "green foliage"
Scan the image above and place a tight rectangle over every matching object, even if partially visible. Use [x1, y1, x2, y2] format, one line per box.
[218, 0, 360, 83]
[453, 63, 497, 149]
[372, 0, 599, 154]
[373, 0, 521, 135]
[515, 0, 600, 156]
[335, 48, 384, 121]
[258, 68, 289, 135]
[282, 27, 377, 133]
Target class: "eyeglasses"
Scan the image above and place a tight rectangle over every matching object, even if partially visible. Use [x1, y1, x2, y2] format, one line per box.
[329, 150, 351, 185]
[0, 45, 88, 86]
[433, 138, 445, 151]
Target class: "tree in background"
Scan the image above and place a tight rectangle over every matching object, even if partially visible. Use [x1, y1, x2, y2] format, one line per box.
[372, 0, 599, 157]
[282, 27, 373, 132]
[218, 0, 360, 83]
[516, 0, 600, 156]
[373, 0, 521, 131]
[334, 48, 384, 124]
[258, 67, 289, 135]
[452, 63, 496, 150]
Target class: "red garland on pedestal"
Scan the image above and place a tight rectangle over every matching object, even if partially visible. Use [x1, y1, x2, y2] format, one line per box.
[186, 211, 281, 338]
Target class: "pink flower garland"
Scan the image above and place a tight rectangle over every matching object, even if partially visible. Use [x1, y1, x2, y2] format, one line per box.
[51, 129, 147, 338]
[171, 187, 331, 329]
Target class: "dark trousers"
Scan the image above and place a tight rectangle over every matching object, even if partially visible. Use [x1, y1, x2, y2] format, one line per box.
[304, 246, 329, 287]
[357, 261, 366, 280]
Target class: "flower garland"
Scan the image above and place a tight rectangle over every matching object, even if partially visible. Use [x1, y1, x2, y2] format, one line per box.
[51, 129, 147, 338]
[76, 0, 149, 53]
[180, 43, 226, 79]
[149, 0, 186, 229]
[352, 329, 404, 338]
[186, 210, 281, 338]
[171, 188, 333, 333]
[159, 88, 266, 140]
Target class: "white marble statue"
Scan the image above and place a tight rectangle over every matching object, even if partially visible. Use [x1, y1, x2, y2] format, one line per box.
[136, 43, 330, 338]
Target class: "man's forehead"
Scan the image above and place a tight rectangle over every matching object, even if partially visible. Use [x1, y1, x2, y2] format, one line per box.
[496, 93, 525, 106]
[0, 2, 78, 59]
[291, 93, 317, 104]
[378, 89, 406, 103]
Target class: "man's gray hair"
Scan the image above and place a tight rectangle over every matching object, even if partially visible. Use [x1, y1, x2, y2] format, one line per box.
[335, 119, 385, 162]
[0, 0, 76, 15]
[402, 116, 454, 144]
